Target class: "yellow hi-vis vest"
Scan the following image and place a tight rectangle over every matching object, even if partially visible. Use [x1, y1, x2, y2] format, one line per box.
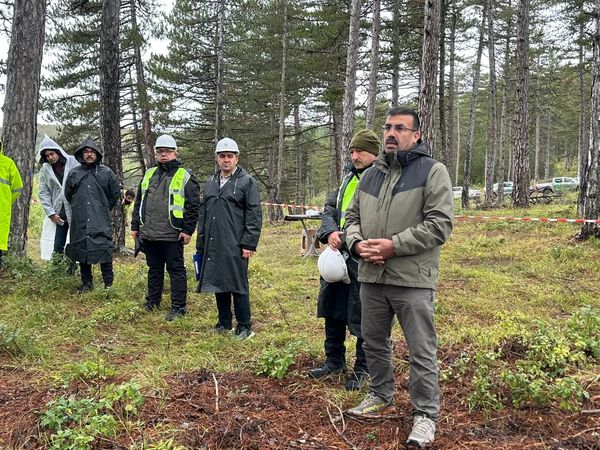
[336, 173, 359, 230]
[139, 166, 191, 230]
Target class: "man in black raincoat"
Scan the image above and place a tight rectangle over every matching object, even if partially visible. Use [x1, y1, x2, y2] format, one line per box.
[65, 138, 120, 293]
[196, 137, 262, 340]
[308, 129, 380, 391]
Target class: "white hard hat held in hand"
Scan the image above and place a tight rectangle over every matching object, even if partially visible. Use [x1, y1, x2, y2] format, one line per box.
[318, 247, 351, 284]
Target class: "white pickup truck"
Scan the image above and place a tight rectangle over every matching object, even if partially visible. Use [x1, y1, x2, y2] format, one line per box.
[533, 177, 579, 194]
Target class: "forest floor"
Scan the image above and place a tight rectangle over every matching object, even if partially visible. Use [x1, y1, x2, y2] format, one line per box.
[0, 198, 599, 449]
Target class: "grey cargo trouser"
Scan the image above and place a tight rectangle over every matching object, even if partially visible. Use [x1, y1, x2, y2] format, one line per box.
[360, 283, 439, 420]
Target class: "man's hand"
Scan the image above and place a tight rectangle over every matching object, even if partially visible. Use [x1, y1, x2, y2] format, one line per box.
[327, 231, 343, 249]
[49, 214, 64, 225]
[179, 232, 192, 245]
[242, 249, 255, 259]
[356, 238, 395, 265]
[131, 230, 139, 239]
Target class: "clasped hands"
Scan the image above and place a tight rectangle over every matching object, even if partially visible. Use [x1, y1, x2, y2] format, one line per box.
[354, 238, 395, 265]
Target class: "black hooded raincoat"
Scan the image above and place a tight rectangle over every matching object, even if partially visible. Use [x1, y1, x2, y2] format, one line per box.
[64, 139, 121, 264]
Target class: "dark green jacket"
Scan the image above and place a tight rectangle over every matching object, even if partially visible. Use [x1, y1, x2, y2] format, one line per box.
[345, 142, 454, 289]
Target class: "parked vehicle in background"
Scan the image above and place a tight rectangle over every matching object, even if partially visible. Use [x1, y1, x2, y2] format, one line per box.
[492, 181, 513, 199]
[453, 186, 482, 200]
[534, 177, 579, 194]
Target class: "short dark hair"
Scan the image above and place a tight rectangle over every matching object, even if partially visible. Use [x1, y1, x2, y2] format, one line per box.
[387, 107, 420, 130]
[125, 189, 136, 198]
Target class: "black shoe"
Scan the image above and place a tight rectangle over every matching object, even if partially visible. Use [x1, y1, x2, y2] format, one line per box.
[345, 371, 369, 391]
[308, 362, 346, 379]
[214, 323, 233, 334]
[144, 303, 159, 312]
[165, 309, 186, 321]
[233, 326, 255, 340]
[76, 282, 93, 294]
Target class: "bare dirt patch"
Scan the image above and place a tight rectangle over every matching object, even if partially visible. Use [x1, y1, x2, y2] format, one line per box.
[2, 358, 598, 449]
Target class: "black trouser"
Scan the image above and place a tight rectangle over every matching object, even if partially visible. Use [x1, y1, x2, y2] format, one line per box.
[80, 262, 113, 286]
[215, 292, 251, 330]
[144, 240, 187, 311]
[324, 317, 368, 374]
[53, 222, 69, 253]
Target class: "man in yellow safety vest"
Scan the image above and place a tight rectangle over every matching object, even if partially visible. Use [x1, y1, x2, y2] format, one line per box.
[131, 134, 200, 321]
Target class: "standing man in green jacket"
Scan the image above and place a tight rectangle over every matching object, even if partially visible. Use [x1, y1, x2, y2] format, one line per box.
[308, 129, 379, 391]
[0, 140, 23, 271]
[345, 108, 453, 449]
[131, 134, 200, 321]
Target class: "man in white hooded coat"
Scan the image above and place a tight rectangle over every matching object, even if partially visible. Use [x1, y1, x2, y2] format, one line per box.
[37, 135, 78, 259]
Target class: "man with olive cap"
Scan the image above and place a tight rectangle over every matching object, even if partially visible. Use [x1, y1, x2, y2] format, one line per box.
[196, 138, 262, 340]
[131, 134, 200, 321]
[308, 129, 380, 390]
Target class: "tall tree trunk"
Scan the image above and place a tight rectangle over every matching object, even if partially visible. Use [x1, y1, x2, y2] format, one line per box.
[329, 111, 342, 193]
[365, 0, 381, 129]
[512, 0, 530, 207]
[446, 1, 457, 182]
[455, 98, 461, 185]
[391, 0, 401, 108]
[215, 0, 226, 142]
[484, 0, 498, 208]
[577, 20, 589, 216]
[577, 0, 600, 239]
[130, 0, 153, 170]
[419, 0, 441, 152]
[100, 0, 125, 248]
[341, 0, 362, 171]
[462, 3, 487, 209]
[544, 109, 551, 180]
[438, 0, 447, 163]
[294, 105, 306, 214]
[4, 0, 47, 257]
[272, 0, 288, 222]
[534, 109, 540, 183]
[128, 69, 146, 175]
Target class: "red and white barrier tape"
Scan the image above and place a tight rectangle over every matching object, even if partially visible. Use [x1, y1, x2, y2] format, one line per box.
[260, 201, 599, 224]
[455, 215, 600, 224]
[261, 202, 322, 210]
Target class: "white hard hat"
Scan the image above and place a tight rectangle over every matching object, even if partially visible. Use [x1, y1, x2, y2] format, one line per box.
[154, 134, 177, 150]
[216, 137, 240, 154]
[317, 247, 351, 284]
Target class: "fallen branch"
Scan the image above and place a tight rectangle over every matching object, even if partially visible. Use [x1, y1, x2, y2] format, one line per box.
[326, 399, 346, 432]
[569, 426, 600, 438]
[581, 409, 600, 414]
[212, 372, 219, 413]
[327, 406, 357, 450]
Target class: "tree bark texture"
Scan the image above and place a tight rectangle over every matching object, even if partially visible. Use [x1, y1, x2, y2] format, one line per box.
[4, 0, 47, 257]
[293, 105, 306, 214]
[272, 0, 288, 222]
[215, 0, 226, 143]
[496, 1, 512, 206]
[130, 0, 154, 171]
[391, 0, 401, 108]
[462, 3, 486, 209]
[577, 20, 589, 216]
[438, 0, 447, 163]
[484, 0, 498, 208]
[578, 0, 600, 239]
[446, 1, 457, 183]
[341, 0, 361, 171]
[419, 0, 440, 153]
[365, 0, 381, 130]
[512, 0, 530, 207]
[100, 0, 125, 247]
